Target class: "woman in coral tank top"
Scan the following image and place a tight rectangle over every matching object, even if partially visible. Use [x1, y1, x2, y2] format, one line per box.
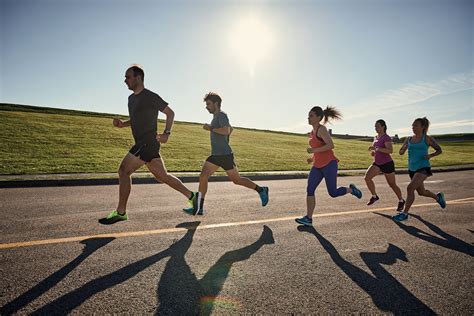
[295, 106, 363, 227]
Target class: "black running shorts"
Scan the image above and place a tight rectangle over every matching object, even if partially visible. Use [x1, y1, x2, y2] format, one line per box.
[129, 139, 161, 162]
[409, 167, 432, 179]
[206, 154, 236, 171]
[373, 161, 396, 174]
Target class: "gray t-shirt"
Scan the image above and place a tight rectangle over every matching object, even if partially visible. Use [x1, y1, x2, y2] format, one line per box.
[128, 88, 168, 143]
[210, 111, 233, 156]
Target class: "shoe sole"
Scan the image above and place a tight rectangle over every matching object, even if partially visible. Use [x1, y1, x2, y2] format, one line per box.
[261, 187, 269, 207]
[438, 193, 446, 209]
[295, 219, 313, 226]
[98, 217, 127, 225]
[367, 199, 379, 206]
[183, 208, 203, 216]
[350, 184, 362, 199]
[396, 203, 406, 212]
[193, 192, 202, 215]
[392, 216, 408, 222]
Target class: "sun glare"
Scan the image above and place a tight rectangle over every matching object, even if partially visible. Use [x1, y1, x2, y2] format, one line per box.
[228, 14, 274, 76]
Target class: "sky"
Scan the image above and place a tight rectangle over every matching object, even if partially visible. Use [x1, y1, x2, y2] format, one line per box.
[1, 0, 473, 136]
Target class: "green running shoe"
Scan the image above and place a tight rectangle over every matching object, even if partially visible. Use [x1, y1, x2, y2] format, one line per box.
[187, 192, 195, 208]
[99, 210, 128, 225]
[183, 207, 204, 216]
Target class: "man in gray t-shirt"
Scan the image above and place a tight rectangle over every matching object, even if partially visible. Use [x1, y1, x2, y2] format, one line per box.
[183, 92, 270, 215]
[210, 111, 233, 156]
[100, 65, 199, 225]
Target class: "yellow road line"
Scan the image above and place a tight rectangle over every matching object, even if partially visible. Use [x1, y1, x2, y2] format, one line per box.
[1, 197, 473, 250]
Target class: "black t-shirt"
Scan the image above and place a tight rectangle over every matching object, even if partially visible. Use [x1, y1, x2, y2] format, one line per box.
[128, 88, 168, 143]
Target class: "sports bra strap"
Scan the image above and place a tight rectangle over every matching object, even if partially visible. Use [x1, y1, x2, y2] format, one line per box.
[314, 125, 325, 142]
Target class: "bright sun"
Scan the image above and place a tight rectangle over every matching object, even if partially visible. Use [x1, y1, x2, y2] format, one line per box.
[228, 14, 274, 76]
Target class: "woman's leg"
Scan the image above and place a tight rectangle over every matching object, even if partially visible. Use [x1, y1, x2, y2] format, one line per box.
[415, 182, 438, 200]
[384, 172, 403, 200]
[306, 167, 324, 218]
[364, 164, 380, 197]
[323, 161, 350, 198]
[404, 173, 428, 213]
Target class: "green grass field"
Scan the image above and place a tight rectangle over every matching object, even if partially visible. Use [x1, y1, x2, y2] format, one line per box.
[1, 104, 473, 175]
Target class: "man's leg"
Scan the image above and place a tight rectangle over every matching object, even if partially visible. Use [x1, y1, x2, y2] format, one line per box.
[196, 161, 220, 211]
[226, 166, 260, 190]
[199, 161, 220, 199]
[226, 165, 269, 206]
[146, 157, 193, 199]
[116, 153, 146, 214]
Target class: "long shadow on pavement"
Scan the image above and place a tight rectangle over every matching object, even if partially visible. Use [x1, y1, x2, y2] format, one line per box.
[155, 225, 275, 315]
[298, 225, 435, 315]
[30, 222, 201, 315]
[1, 237, 115, 315]
[375, 212, 474, 257]
[28, 223, 274, 315]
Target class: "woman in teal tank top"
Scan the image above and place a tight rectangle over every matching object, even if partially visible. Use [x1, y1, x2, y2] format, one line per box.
[393, 117, 446, 222]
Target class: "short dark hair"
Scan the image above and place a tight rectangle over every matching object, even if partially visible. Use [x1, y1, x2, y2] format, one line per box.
[204, 92, 222, 107]
[128, 65, 144, 82]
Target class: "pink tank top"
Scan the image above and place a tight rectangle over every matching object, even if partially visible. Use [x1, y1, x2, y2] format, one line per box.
[309, 126, 338, 169]
[373, 134, 393, 165]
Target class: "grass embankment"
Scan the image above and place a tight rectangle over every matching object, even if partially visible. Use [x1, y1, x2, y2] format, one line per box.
[1, 104, 473, 175]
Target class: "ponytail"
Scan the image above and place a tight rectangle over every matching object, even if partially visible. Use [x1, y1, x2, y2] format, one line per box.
[414, 117, 430, 134]
[310, 106, 342, 124]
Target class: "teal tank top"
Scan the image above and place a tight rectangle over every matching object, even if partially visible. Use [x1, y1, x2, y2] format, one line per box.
[408, 134, 431, 171]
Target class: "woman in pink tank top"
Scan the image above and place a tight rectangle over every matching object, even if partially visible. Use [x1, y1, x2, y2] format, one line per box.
[295, 106, 363, 227]
[364, 119, 405, 212]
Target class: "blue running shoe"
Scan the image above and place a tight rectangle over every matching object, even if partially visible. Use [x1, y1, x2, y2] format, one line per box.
[295, 215, 313, 226]
[436, 192, 446, 209]
[392, 212, 408, 222]
[259, 186, 269, 207]
[183, 207, 204, 216]
[350, 184, 362, 199]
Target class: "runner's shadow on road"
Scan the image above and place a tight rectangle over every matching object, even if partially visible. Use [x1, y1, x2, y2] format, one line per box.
[155, 225, 275, 315]
[26, 223, 274, 315]
[375, 212, 474, 257]
[0, 237, 115, 315]
[297, 225, 435, 315]
[28, 221, 201, 315]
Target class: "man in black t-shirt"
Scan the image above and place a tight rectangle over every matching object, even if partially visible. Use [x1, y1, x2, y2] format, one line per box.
[99, 65, 199, 224]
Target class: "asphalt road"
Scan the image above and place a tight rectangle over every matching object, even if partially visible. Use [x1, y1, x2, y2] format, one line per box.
[1, 171, 473, 315]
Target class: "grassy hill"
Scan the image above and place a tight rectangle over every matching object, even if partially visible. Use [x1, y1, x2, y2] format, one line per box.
[1, 103, 473, 175]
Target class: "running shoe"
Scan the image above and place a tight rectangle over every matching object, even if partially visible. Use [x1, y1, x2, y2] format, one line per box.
[259, 186, 269, 207]
[183, 207, 204, 216]
[436, 192, 446, 209]
[187, 192, 194, 208]
[392, 212, 408, 222]
[191, 192, 201, 215]
[396, 199, 406, 212]
[295, 215, 313, 226]
[367, 195, 379, 206]
[350, 184, 362, 199]
[99, 210, 128, 225]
